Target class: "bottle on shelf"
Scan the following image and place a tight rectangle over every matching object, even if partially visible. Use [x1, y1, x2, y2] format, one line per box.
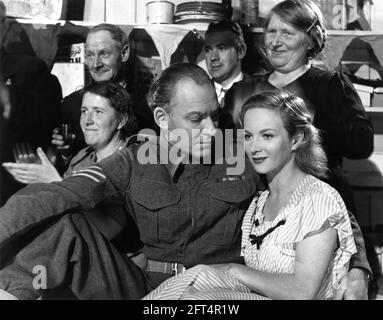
[239, 0, 258, 26]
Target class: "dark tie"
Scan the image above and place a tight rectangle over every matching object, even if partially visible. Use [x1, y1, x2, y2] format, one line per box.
[219, 87, 227, 108]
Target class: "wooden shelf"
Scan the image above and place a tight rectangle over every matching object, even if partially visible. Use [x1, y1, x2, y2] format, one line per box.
[366, 106, 383, 113]
[18, 19, 383, 36]
[16, 18, 209, 31]
[249, 27, 383, 36]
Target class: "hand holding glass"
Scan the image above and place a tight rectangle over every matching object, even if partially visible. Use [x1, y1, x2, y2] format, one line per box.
[52, 124, 75, 150]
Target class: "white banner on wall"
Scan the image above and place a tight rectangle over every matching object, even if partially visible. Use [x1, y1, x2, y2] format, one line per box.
[2, 0, 66, 20]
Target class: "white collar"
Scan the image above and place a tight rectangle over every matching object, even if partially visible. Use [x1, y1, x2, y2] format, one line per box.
[214, 72, 244, 93]
[269, 63, 311, 89]
[119, 79, 127, 88]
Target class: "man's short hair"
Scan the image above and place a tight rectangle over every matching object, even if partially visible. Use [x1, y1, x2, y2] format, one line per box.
[146, 63, 213, 113]
[205, 20, 245, 50]
[88, 23, 129, 51]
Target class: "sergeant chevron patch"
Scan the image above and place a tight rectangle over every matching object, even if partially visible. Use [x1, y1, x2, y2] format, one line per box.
[72, 166, 107, 183]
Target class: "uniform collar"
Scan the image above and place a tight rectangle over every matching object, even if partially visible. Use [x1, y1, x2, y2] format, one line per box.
[159, 135, 186, 180]
[136, 133, 213, 181]
[158, 134, 213, 181]
[140, 133, 184, 181]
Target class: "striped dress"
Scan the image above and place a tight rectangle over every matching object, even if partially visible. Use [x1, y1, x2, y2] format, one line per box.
[143, 175, 357, 300]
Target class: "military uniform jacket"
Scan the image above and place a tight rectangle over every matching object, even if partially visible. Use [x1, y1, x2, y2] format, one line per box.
[0, 138, 260, 268]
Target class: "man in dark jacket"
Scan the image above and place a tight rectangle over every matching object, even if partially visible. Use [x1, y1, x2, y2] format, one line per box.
[203, 21, 251, 110]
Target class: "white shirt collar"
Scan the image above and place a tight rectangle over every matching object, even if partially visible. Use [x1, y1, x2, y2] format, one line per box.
[119, 79, 127, 88]
[214, 72, 244, 104]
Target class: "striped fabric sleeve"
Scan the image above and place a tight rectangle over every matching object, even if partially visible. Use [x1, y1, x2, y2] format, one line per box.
[298, 183, 351, 241]
[295, 184, 357, 288]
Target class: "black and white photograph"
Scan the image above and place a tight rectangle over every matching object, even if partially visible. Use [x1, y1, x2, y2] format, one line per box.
[0, 0, 382, 309]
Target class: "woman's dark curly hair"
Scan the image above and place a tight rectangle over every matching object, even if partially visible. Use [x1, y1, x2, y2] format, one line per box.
[82, 81, 137, 138]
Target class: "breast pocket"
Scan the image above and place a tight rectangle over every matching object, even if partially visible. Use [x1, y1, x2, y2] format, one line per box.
[131, 180, 181, 243]
[206, 179, 255, 245]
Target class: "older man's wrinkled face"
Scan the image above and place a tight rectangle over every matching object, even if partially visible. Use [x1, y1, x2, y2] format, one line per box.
[85, 30, 127, 82]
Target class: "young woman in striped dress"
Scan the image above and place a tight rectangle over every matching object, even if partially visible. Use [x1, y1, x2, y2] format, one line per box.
[143, 90, 357, 300]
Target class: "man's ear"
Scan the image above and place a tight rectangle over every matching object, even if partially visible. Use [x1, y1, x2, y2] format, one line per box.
[238, 43, 247, 60]
[121, 44, 130, 62]
[153, 107, 169, 130]
[306, 37, 314, 51]
[291, 132, 304, 151]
